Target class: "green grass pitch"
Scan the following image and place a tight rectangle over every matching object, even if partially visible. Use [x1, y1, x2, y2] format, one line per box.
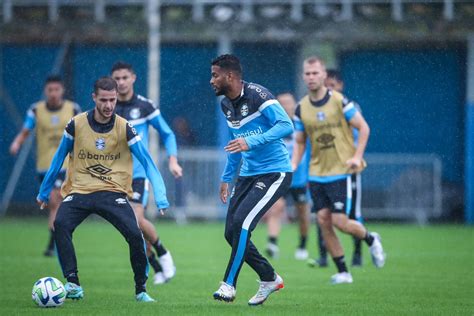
[0, 218, 473, 315]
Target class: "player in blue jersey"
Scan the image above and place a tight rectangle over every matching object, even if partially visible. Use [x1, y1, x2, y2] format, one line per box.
[210, 54, 293, 305]
[264, 92, 311, 261]
[36, 77, 169, 302]
[308, 69, 364, 267]
[111, 61, 181, 285]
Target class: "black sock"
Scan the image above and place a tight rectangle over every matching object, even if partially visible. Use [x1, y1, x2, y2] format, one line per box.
[135, 284, 146, 295]
[298, 235, 307, 249]
[333, 256, 348, 273]
[364, 231, 374, 246]
[47, 229, 55, 251]
[66, 273, 80, 286]
[317, 225, 327, 259]
[353, 237, 362, 255]
[148, 253, 162, 273]
[152, 239, 167, 257]
[268, 236, 278, 245]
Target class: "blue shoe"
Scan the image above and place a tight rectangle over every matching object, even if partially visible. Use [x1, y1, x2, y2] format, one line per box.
[64, 282, 84, 300]
[136, 292, 156, 302]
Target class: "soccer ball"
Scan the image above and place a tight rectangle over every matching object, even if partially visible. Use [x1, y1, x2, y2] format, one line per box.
[32, 277, 66, 307]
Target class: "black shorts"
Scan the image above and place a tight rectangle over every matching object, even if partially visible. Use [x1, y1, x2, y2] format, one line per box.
[129, 178, 149, 205]
[38, 171, 66, 189]
[287, 186, 308, 204]
[309, 175, 359, 215]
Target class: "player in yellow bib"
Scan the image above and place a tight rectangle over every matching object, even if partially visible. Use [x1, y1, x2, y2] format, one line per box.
[9, 75, 81, 256]
[292, 57, 386, 284]
[37, 77, 169, 302]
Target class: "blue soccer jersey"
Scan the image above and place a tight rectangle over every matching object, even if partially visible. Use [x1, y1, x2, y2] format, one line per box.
[220, 82, 293, 182]
[115, 94, 177, 179]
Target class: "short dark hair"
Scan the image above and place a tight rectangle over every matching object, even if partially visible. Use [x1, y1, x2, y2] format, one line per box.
[111, 61, 134, 74]
[211, 54, 242, 77]
[94, 76, 118, 94]
[44, 75, 63, 86]
[326, 69, 343, 82]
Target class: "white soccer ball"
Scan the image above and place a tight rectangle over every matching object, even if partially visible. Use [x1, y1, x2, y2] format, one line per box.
[32, 277, 66, 307]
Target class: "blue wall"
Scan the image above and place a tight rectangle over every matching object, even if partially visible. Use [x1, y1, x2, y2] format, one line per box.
[1, 45, 61, 202]
[340, 49, 465, 183]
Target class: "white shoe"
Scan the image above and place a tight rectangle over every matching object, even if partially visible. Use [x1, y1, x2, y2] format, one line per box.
[153, 272, 166, 285]
[158, 251, 176, 280]
[330, 272, 353, 284]
[213, 282, 236, 302]
[265, 243, 280, 259]
[248, 274, 284, 306]
[369, 232, 386, 268]
[294, 248, 309, 260]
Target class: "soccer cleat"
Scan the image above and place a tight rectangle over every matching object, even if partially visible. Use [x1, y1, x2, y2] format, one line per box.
[351, 253, 362, 267]
[265, 243, 280, 259]
[136, 292, 156, 302]
[294, 248, 309, 260]
[64, 282, 84, 300]
[153, 272, 166, 285]
[330, 272, 353, 285]
[213, 282, 236, 302]
[307, 257, 328, 268]
[158, 251, 176, 281]
[369, 233, 386, 268]
[248, 274, 284, 306]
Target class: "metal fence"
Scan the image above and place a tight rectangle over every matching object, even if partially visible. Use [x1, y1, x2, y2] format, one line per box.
[156, 149, 442, 224]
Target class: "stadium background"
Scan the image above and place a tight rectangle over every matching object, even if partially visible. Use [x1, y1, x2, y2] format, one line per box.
[0, 1, 472, 223]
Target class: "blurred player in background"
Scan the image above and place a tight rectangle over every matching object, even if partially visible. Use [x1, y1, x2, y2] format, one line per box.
[292, 56, 385, 284]
[37, 77, 169, 302]
[9, 75, 81, 257]
[308, 69, 364, 267]
[210, 54, 293, 305]
[264, 92, 310, 261]
[111, 61, 181, 285]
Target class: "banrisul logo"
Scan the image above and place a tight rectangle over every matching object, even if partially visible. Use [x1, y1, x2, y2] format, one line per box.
[95, 138, 106, 151]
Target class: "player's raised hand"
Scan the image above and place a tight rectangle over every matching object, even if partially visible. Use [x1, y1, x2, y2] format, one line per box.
[224, 138, 249, 153]
[219, 182, 229, 204]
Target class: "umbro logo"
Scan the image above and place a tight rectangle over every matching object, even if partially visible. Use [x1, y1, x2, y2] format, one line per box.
[132, 192, 141, 200]
[86, 164, 112, 175]
[115, 198, 127, 204]
[63, 196, 73, 202]
[334, 201, 344, 210]
[255, 182, 266, 190]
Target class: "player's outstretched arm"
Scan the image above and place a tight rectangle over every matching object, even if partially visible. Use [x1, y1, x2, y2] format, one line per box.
[129, 139, 169, 211]
[149, 113, 183, 178]
[36, 133, 73, 207]
[244, 101, 293, 150]
[9, 128, 30, 155]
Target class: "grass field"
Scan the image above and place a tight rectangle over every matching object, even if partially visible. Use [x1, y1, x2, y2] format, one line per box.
[0, 218, 473, 315]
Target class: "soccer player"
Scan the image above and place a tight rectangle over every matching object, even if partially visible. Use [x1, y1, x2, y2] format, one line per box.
[292, 56, 386, 284]
[309, 69, 364, 267]
[111, 61, 180, 285]
[210, 54, 293, 305]
[36, 77, 169, 302]
[9, 75, 81, 257]
[265, 92, 311, 261]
